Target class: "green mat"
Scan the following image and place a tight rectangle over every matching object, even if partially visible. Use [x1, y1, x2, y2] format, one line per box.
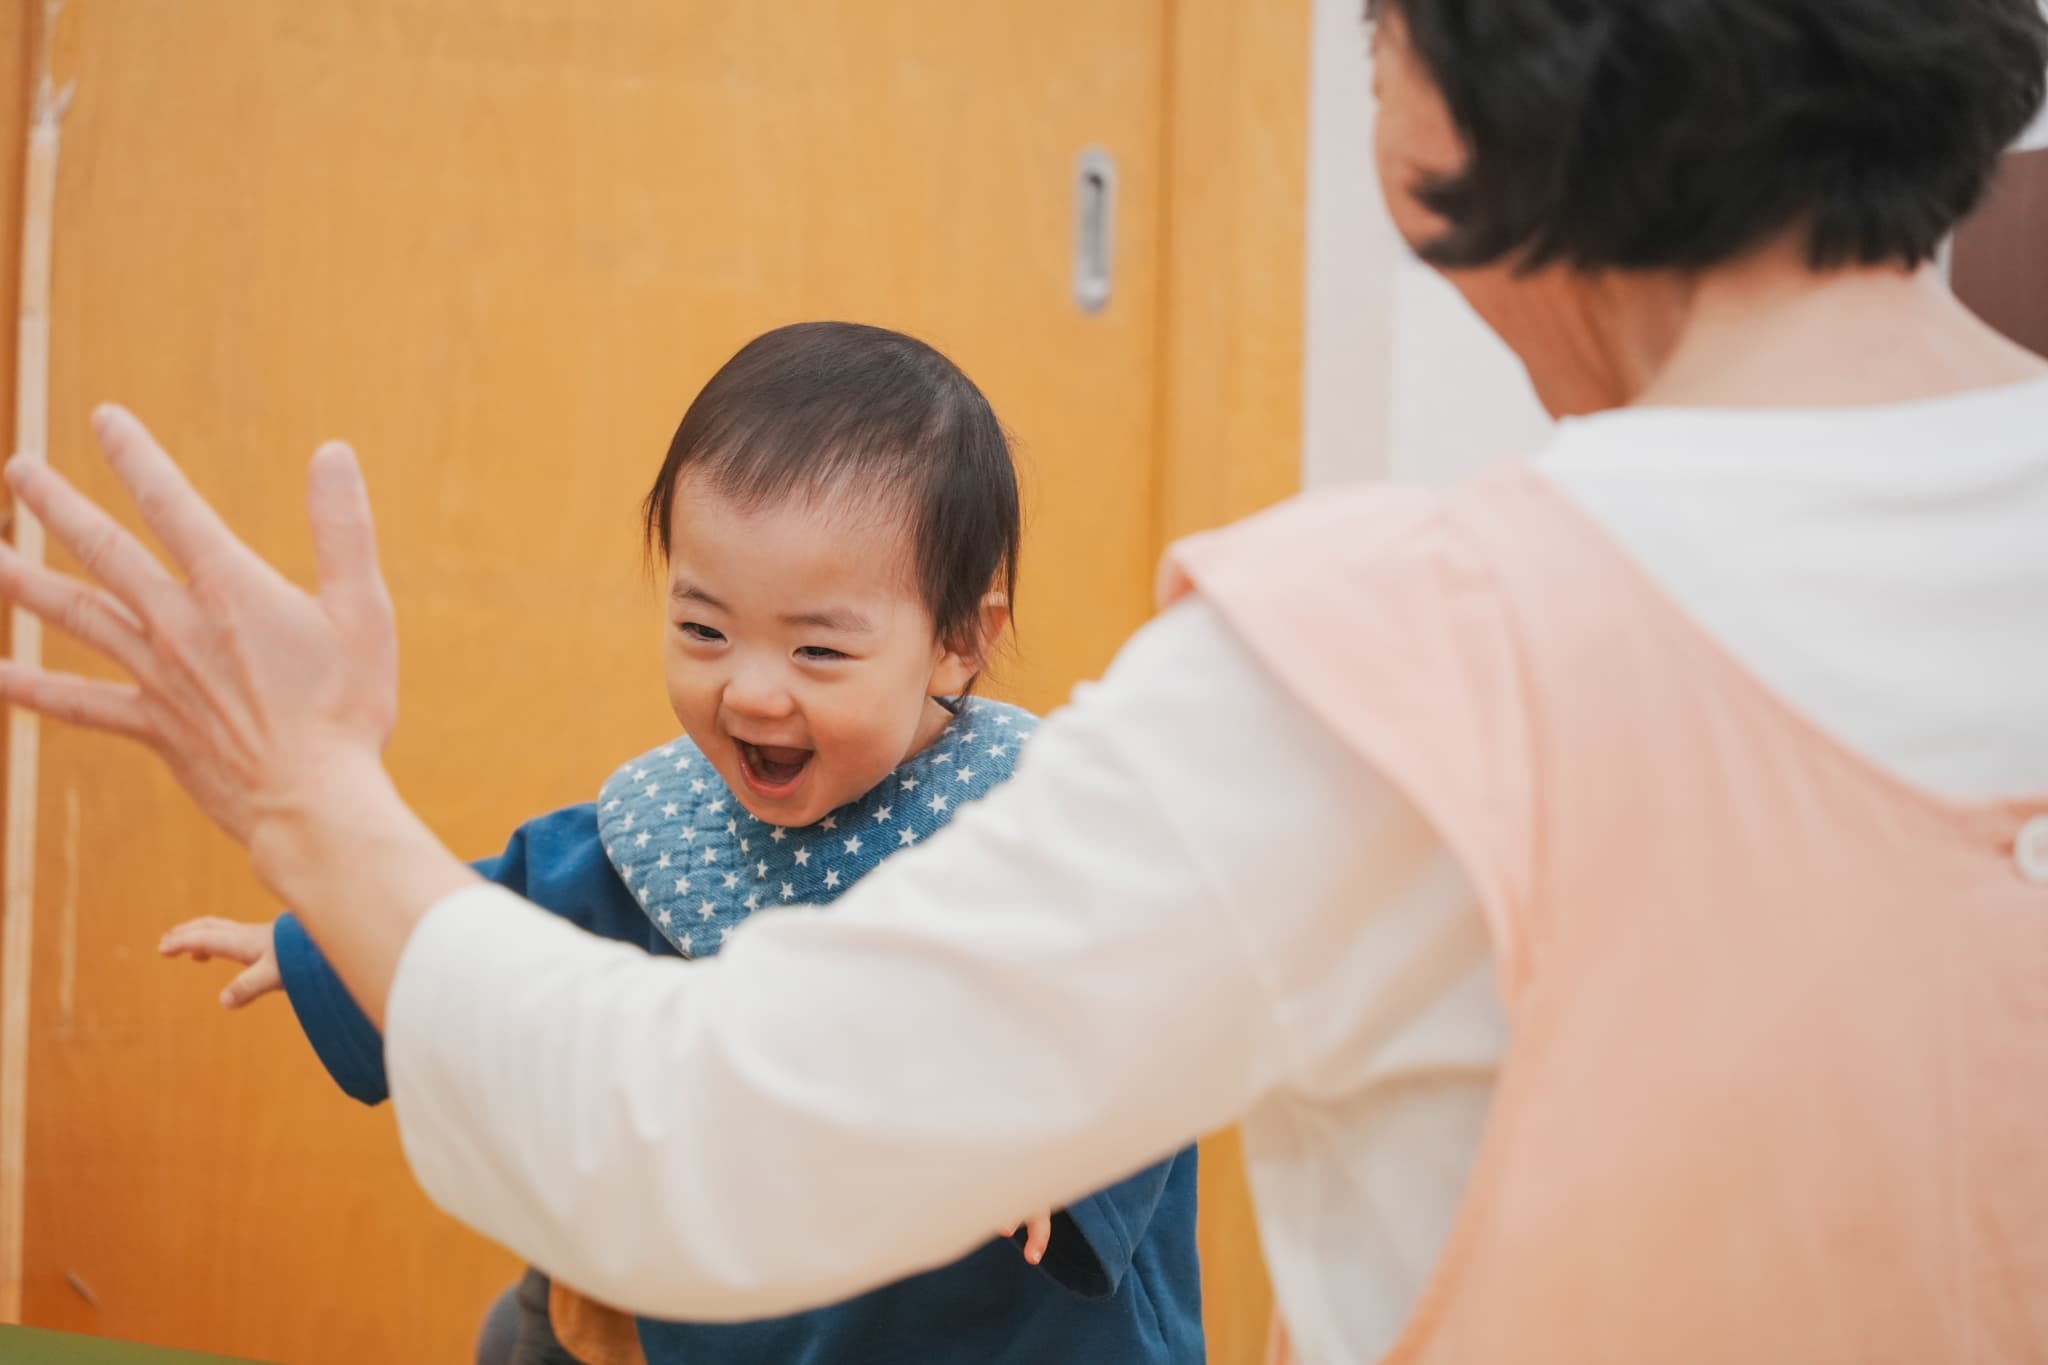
[0, 1327, 268, 1364]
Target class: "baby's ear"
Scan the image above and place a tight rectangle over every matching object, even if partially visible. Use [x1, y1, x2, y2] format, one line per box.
[970, 591, 1011, 664]
[930, 592, 1011, 697]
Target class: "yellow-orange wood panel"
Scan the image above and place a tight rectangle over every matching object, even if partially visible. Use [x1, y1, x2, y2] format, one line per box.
[7, 2, 1309, 1361]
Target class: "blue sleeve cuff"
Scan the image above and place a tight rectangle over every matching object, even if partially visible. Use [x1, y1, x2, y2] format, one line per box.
[272, 805, 622, 1108]
[275, 911, 390, 1105]
[1028, 1207, 1121, 1300]
[1032, 1152, 1180, 1300]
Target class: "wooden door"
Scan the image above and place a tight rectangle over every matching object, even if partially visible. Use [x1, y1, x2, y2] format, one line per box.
[4, 2, 1305, 1361]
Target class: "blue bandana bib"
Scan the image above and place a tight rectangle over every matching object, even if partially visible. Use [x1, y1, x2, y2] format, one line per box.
[596, 697, 1037, 957]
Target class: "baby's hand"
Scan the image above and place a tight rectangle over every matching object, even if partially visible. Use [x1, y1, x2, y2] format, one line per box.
[159, 916, 281, 1010]
[999, 1211, 1054, 1267]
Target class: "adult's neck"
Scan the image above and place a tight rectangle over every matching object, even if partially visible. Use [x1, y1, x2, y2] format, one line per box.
[1450, 236, 2048, 418]
[1638, 243, 2048, 410]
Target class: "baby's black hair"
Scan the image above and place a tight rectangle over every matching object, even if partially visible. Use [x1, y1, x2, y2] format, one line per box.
[644, 321, 1020, 661]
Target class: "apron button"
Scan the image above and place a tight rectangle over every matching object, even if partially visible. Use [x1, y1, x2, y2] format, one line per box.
[2017, 816, 2048, 884]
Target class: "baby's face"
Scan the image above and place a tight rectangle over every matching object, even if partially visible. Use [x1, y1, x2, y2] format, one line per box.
[662, 473, 962, 828]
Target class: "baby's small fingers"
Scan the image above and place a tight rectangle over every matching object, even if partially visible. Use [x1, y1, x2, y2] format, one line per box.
[159, 916, 262, 962]
[1023, 1214, 1053, 1265]
[221, 958, 282, 1010]
[157, 933, 210, 960]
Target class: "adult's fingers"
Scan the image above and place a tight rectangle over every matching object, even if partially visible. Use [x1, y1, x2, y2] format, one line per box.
[0, 659, 150, 739]
[4, 455, 174, 614]
[91, 405, 256, 584]
[0, 539, 154, 679]
[305, 442, 392, 632]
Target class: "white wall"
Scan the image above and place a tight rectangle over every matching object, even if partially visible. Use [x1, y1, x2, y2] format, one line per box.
[1384, 259, 1550, 485]
[1299, 0, 1395, 489]
[1300, 0, 1550, 491]
[2023, 98, 2048, 152]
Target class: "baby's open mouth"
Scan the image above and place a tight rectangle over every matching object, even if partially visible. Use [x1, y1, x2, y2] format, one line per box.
[735, 739, 814, 795]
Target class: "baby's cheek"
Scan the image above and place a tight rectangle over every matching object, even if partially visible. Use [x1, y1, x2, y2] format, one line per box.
[822, 723, 913, 800]
[663, 666, 712, 730]
[832, 732, 904, 794]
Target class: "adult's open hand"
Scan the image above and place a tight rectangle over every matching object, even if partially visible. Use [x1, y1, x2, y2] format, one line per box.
[0, 405, 397, 888]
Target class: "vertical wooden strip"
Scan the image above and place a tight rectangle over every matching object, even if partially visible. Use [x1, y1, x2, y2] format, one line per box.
[0, 0, 65, 1325]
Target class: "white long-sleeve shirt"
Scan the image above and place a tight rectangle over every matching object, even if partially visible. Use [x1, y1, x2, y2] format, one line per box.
[387, 378, 2048, 1362]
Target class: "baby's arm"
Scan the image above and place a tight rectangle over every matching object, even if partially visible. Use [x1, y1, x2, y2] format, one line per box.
[161, 801, 648, 1105]
[159, 916, 281, 1009]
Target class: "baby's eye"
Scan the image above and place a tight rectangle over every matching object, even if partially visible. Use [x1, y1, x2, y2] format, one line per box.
[677, 622, 726, 643]
[797, 646, 847, 662]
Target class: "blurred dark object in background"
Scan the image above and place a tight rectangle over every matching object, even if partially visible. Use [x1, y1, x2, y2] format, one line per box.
[1952, 146, 2048, 360]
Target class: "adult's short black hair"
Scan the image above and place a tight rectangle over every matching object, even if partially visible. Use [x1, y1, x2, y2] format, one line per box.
[643, 322, 1019, 660]
[1378, 0, 2048, 272]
